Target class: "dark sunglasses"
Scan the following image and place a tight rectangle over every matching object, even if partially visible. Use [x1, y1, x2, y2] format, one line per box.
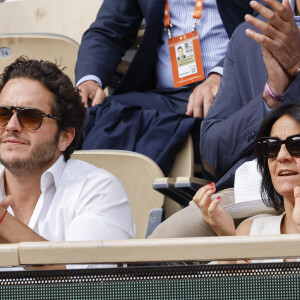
[0, 106, 60, 130]
[257, 134, 300, 158]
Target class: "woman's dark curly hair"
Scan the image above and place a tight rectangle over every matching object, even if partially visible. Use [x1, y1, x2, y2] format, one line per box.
[254, 103, 300, 212]
[0, 57, 86, 160]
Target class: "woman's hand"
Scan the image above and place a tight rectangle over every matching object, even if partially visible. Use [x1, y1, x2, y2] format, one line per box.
[293, 159, 300, 232]
[193, 183, 236, 236]
[293, 186, 300, 233]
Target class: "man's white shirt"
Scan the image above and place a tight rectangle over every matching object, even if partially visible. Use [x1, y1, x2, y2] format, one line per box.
[0, 155, 136, 269]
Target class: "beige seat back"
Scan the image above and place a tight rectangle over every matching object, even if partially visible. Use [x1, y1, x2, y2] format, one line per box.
[0, 33, 79, 84]
[161, 134, 194, 217]
[0, 0, 102, 44]
[71, 150, 165, 239]
[168, 134, 194, 178]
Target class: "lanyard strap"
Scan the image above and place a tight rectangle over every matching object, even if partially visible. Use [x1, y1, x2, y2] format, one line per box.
[164, 0, 203, 38]
[193, 0, 203, 19]
[164, 0, 172, 29]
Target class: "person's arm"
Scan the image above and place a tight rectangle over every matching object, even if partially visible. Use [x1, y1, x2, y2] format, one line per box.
[185, 0, 264, 119]
[0, 198, 65, 270]
[75, 0, 143, 104]
[244, 0, 298, 108]
[0, 206, 46, 244]
[148, 187, 235, 239]
[194, 185, 254, 263]
[292, 159, 300, 233]
[244, 0, 300, 106]
[245, 0, 300, 77]
[200, 0, 300, 183]
[200, 7, 300, 184]
[194, 184, 238, 264]
[62, 172, 134, 269]
[200, 22, 267, 183]
[193, 184, 236, 237]
[65, 173, 135, 242]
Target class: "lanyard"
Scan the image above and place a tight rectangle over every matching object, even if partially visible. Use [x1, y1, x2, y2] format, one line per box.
[164, 0, 203, 39]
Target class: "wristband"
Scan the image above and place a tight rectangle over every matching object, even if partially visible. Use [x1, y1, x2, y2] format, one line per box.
[264, 81, 284, 102]
[0, 210, 7, 224]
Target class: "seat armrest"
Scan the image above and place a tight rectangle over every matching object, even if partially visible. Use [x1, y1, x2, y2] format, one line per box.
[153, 177, 191, 208]
[175, 177, 211, 198]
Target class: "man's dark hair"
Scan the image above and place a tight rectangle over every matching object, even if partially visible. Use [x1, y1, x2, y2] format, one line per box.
[254, 103, 300, 212]
[0, 56, 86, 160]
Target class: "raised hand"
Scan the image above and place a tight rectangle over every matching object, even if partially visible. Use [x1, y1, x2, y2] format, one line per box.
[245, 0, 300, 77]
[293, 186, 300, 233]
[293, 159, 300, 232]
[193, 183, 236, 236]
[261, 47, 291, 108]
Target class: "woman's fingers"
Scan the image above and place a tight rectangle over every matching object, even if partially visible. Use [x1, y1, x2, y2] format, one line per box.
[293, 186, 300, 232]
[207, 196, 222, 217]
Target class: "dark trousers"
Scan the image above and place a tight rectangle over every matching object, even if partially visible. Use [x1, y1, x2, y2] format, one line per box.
[110, 86, 202, 164]
[82, 85, 202, 175]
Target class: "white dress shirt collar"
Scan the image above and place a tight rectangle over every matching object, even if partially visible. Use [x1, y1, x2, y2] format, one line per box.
[40, 154, 65, 192]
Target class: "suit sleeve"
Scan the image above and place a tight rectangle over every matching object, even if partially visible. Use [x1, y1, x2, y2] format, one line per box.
[212, 0, 270, 73]
[200, 19, 300, 185]
[284, 75, 300, 104]
[75, 0, 143, 88]
[200, 23, 267, 182]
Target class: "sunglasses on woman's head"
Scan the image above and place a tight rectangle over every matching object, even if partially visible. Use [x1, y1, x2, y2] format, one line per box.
[0, 106, 60, 130]
[257, 134, 300, 158]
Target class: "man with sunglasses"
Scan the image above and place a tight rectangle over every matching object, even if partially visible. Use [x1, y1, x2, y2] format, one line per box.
[0, 57, 135, 269]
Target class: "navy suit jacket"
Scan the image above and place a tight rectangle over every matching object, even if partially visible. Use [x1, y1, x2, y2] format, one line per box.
[75, 0, 255, 94]
[200, 18, 300, 191]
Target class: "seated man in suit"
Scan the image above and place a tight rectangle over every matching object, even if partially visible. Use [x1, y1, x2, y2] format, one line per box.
[200, 0, 300, 190]
[0, 57, 135, 268]
[149, 0, 300, 238]
[75, 0, 259, 175]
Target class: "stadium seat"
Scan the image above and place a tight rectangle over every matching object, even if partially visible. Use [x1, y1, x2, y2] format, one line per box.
[0, 33, 79, 84]
[0, 0, 102, 44]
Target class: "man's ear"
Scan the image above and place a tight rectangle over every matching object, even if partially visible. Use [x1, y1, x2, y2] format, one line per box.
[57, 128, 75, 152]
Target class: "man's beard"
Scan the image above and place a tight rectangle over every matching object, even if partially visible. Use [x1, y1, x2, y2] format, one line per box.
[0, 131, 60, 177]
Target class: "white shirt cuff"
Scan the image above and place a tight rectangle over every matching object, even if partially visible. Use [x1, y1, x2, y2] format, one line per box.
[263, 100, 271, 114]
[208, 66, 223, 77]
[76, 75, 103, 88]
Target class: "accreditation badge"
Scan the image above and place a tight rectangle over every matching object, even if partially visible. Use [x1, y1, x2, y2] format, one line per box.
[168, 31, 204, 88]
